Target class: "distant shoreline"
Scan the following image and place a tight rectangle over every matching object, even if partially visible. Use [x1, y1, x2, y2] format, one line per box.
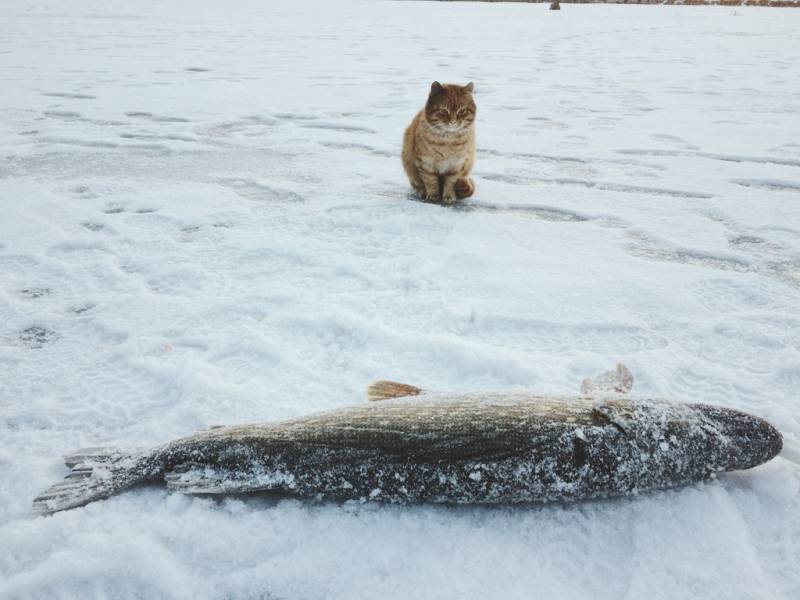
[433, 0, 800, 7]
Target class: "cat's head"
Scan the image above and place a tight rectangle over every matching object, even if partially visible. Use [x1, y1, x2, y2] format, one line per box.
[424, 81, 476, 133]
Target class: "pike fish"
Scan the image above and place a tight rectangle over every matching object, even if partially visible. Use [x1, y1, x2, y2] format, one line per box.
[33, 371, 783, 514]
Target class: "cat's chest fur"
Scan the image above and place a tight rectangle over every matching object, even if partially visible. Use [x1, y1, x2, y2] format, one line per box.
[418, 131, 472, 175]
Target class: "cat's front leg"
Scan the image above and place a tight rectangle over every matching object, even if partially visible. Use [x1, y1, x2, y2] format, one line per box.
[418, 168, 441, 202]
[440, 174, 459, 204]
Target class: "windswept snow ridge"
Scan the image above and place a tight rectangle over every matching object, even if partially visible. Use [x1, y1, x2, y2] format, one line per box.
[1, 2, 799, 599]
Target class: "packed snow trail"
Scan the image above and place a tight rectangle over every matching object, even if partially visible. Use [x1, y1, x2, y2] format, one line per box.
[1, 2, 799, 599]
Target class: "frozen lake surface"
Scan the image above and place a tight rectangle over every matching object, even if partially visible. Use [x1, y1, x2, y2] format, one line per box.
[1, 1, 799, 598]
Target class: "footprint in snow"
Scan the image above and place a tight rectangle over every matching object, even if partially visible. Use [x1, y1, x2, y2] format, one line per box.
[69, 303, 96, 315]
[19, 287, 53, 299]
[67, 184, 97, 199]
[19, 326, 60, 349]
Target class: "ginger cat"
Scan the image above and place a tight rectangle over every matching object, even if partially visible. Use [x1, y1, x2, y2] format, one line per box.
[402, 81, 476, 204]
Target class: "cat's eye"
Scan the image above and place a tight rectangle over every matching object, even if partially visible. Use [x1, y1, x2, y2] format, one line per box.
[438, 109, 449, 117]
[457, 109, 467, 116]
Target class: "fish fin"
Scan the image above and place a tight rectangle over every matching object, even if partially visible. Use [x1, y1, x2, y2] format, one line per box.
[367, 380, 423, 402]
[165, 464, 294, 494]
[63, 446, 124, 468]
[581, 363, 634, 397]
[34, 448, 152, 514]
[591, 403, 632, 436]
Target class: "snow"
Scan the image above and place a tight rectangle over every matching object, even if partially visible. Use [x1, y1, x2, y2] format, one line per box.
[1, 0, 799, 598]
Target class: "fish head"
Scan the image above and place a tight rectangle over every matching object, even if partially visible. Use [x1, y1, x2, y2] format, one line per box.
[692, 404, 783, 471]
[593, 399, 783, 473]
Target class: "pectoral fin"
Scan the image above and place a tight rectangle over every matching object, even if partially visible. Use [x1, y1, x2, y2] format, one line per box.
[591, 402, 633, 436]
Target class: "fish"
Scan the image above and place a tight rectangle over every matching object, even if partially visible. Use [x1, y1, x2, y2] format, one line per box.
[33, 371, 783, 514]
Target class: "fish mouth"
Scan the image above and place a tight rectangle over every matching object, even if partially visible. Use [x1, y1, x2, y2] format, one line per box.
[694, 404, 783, 471]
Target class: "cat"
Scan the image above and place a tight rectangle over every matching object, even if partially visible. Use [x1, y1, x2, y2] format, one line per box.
[402, 81, 476, 204]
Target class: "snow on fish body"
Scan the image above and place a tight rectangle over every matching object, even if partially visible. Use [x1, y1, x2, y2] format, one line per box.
[34, 381, 782, 514]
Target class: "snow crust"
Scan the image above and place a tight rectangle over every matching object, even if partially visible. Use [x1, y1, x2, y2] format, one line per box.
[1, 1, 799, 598]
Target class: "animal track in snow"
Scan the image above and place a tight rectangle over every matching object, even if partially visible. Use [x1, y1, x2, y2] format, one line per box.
[41, 91, 96, 100]
[272, 112, 319, 122]
[42, 110, 126, 128]
[728, 235, 785, 256]
[42, 110, 82, 121]
[730, 179, 800, 193]
[318, 141, 393, 158]
[19, 287, 53, 299]
[301, 121, 377, 134]
[617, 148, 800, 168]
[124, 111, 191, 123]
[481, 173, 712, 199]
[65, 184, 98, 198]
[19, 326, 60, 349]
[118, 132, 197, 143]
[626, 245, 753, 273]
[69, 302, 96, 315]
[458, 201, 590, 223]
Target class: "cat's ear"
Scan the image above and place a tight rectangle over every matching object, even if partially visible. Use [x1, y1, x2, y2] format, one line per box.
[430, 81, 445, 96]
[464, 82, 474, 93]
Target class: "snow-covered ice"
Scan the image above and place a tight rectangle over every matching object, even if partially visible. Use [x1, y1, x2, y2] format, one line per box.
[1, 1, 799, 598]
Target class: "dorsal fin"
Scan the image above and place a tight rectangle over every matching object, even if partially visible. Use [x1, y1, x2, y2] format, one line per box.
[367, 380, 423, 402]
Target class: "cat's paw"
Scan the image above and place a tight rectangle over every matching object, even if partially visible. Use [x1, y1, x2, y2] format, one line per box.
[424, 191, 441, 203]
[441, 192, 458, 204]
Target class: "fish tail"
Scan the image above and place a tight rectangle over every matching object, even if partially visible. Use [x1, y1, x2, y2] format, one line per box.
[34, 447, 157, 514]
